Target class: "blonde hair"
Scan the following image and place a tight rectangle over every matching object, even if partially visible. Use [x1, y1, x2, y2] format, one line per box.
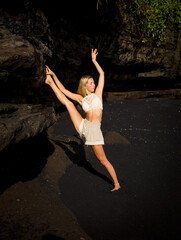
[77, 75, 92, 97]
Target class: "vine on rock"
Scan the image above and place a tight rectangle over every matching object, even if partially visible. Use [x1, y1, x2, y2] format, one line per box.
[97, 0, 181, 46]
[131, 0, 181, 46]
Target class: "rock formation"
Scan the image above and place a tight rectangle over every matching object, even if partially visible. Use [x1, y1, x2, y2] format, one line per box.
[0, 104, 56, 152]
[0, 2, 56, 151]
[1, 0, 181, 99]
[0, 0, 180, 151]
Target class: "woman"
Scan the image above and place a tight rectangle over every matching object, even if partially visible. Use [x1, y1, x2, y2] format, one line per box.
[45, 49, 120, 192]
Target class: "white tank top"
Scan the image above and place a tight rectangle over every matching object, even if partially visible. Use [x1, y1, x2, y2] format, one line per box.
[82, 93, 103, 113]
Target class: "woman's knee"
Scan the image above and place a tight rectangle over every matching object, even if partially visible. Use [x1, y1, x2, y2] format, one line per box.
[65, 99, 74, 108]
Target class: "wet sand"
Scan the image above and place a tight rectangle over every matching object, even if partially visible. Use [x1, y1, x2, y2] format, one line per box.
[0, 98, 181, 240]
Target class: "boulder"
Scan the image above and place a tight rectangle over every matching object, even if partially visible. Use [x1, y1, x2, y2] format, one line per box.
[0, 104, 57, 152]
[0, 27, 44, 102]
[0, 7, 52, 103]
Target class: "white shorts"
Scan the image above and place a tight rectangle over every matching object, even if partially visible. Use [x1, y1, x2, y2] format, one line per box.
[79, 119, 104, 145]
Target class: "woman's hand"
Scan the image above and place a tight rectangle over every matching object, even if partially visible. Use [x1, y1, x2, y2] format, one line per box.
[46, 65, 54, 76]
[91, 48, 98, 62]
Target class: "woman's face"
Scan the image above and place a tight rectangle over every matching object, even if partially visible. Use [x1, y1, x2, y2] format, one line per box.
[86, 78, 95, 93]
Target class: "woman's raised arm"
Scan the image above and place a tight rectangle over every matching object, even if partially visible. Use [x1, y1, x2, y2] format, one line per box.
[91, 49, 104, 98]
[46, 65, 82, 104]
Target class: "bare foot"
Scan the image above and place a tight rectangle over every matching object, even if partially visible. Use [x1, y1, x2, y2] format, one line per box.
[111, 183, 121, 192]
[45, 74, 53, 85]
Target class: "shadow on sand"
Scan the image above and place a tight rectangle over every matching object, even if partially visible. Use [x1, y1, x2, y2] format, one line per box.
[42, 234, 65, 240]
[0, 132, 54, 194]
[51, 136, 113, 186]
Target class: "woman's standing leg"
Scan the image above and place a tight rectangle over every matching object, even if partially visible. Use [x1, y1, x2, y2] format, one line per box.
[92, 145, 120, 192]
[45, 75, 82, 133]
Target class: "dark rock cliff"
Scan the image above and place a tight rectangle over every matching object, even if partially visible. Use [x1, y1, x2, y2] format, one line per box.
[39, 0, 181, 92]
[1, 0, 181, 100]
[0, 104, 56, 152]
[0, 1, 56, 151]
[0, 0, 180, 150]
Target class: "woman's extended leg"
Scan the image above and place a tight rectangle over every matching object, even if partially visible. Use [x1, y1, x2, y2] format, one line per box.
[45, 75, 82, 133]
[92, 145, 121, 192]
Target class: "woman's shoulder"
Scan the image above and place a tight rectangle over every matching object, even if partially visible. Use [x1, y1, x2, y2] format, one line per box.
[83, 93, 93, 100]
[93, 92, 103, 102]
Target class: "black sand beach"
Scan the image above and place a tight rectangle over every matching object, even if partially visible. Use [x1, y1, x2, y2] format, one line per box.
[52, 98, 181, 240]
[0, 98, 181, 240]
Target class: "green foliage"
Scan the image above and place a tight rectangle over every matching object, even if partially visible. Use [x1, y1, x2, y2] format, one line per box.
[96, 0, 181, 45]
[131, 0, 181, 46]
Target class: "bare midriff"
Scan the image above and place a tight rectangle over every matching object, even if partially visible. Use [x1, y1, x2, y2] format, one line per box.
[85, 109, 102, 123]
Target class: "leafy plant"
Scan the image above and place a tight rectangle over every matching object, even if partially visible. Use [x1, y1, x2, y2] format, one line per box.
[96, 0, 181, 46]
[131, 0, 181, 46]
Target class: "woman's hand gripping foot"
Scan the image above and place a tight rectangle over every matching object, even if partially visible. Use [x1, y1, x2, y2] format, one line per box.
[45, 66, 54, 85]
